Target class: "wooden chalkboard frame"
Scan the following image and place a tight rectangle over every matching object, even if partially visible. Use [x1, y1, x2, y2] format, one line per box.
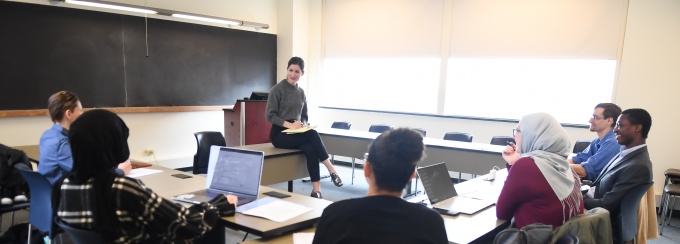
[0, 1, 276, 117]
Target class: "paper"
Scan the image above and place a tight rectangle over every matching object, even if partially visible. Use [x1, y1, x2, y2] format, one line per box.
[127, 168, 163, 178]
[282, 125, 317, 134]
[242, 198, 312, 222]
[293, 232, 315, 244]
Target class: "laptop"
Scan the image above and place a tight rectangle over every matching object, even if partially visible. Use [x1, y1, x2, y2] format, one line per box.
[417, 163, 495, 215]
[173, 146, 264, 206]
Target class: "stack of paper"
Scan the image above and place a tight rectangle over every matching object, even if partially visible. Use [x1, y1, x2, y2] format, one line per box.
[239, 197, 312, 222]
[282, 125, 317, 134]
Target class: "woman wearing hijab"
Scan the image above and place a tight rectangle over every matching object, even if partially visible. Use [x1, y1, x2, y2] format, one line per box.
[54, 109, 237, 243]
[496, 113, 584, 229]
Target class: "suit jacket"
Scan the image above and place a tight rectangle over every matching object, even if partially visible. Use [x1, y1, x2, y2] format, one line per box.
[584, 146, 653, 216]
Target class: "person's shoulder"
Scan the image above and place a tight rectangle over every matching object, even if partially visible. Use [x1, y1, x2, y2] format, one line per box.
[514, 157, 537, 167]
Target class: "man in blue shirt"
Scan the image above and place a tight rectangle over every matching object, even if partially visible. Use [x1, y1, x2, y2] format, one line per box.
[569, 103, 622, 181]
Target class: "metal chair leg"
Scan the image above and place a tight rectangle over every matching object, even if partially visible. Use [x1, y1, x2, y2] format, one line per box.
[660, 175, 670, 214]
[351, 158, 355, 185]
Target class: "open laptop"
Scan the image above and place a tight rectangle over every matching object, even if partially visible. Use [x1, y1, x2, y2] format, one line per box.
[173, 146, 264, 206]
[417, 163, 495, 215]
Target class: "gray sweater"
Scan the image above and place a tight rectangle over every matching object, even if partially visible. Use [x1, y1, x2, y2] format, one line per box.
[265, 79, 307, 126]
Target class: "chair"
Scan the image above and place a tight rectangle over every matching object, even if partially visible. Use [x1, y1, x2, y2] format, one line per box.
[56, 218, 105, 244]
[618, 181, 654, 243]
[572, 140, 591, 153]
[551, 207, 612, 244]
[490, 136, 515, 146]
[193, 131, 227, 174]
[659, 168, 680, 214]
[660, 182, 680, 235]
[413, 128, 427, 137]
[443, 132, 473, 143]
[15, 164, 62, 242]
[368, 124, 392, 134]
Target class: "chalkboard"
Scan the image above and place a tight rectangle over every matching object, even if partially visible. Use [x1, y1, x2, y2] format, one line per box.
[0, 1, 276, 110]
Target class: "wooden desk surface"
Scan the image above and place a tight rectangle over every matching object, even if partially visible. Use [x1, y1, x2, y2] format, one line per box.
[137, 165, 331, 238]
[12, 144, 39, 163]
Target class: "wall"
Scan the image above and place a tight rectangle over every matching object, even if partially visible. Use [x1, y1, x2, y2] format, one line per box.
[306, 0, 680, 197]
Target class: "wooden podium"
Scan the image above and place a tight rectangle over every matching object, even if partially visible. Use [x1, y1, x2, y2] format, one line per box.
[223, 100, 272, 147]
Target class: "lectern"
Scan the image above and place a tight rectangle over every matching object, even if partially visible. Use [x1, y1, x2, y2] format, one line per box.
[223, 100, 272, 146]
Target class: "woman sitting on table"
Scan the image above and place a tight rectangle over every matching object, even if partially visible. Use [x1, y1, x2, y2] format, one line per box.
[313, 128, 448, 244]
[54, 109, 237, 243]
[496, 112, 584, 229]
[266, 57, 343, 199]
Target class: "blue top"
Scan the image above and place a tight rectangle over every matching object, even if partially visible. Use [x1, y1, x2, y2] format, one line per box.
[39, 123, 73, 184]
[571, 129, 621, 180]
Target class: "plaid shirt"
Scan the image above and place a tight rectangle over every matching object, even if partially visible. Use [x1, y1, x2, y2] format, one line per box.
[57, 177, 231, 243]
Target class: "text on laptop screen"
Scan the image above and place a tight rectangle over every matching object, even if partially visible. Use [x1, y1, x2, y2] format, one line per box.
[418, 163, 457, 203]
[209, 148, 262, 196]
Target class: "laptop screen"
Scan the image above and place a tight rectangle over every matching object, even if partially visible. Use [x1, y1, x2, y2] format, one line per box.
[417, 163, 457, 204]
[206, 146, 264, 196]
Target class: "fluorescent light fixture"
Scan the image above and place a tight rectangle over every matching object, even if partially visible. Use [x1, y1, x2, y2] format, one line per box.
[172, 14, 241, 26]
[64, 0, 157, 14]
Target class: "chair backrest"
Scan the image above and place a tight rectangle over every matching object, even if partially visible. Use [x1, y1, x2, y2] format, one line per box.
[193, 131, 227, 174]
[368, 124, 392, 134]
[331, 121, 351, 130]
[572, 140, 591, 153]
[56, 218, 106, 244]
[14, 164, 59, 239]
[443, 132, 473, 142]
[618, 181, 654, 243]
[413, 128, 427, 137]
[490, 136, 515, 146]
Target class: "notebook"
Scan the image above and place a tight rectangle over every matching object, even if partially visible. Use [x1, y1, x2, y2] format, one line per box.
[173, 146, 264, 206]
[417, 163, 495, 215]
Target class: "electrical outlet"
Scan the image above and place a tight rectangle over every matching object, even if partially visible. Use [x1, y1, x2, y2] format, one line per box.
[144, 149, 155, 156]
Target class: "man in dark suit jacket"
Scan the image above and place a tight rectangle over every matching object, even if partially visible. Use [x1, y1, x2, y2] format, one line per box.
[584, 108, 653, 240]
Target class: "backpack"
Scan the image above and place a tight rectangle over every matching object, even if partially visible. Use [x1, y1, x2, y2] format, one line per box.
[494, 223, 554, 244]
[0, 144, 33, 202]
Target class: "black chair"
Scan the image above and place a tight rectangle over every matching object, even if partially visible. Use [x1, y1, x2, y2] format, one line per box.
[56, 218, 105, 244]
[490, 136, 515, 146]
[413, 128, 427, 137]
[368, 124, 392, 134]
[15, 164, 62, 242]
[659, 168, 680, 215]
[660, 182, 680, 235]
[443, 132, 473, 143]
[193, 131, 227, 174]
[572, 140, 592, 153]
[618, 181, 654, 243]
[0, 202, 30, 231]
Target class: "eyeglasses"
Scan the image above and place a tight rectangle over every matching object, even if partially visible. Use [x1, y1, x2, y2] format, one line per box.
[591, 115, 604, 120]
[512, 128, 521, 137]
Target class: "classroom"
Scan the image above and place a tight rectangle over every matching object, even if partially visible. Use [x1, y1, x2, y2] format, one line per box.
[0, 0, 679, 243]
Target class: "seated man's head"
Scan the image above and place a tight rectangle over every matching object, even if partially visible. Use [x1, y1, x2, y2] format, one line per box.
[364, 128, 425, 193]
[590, 103, 621, 133]
[48, 90, 83, 129]
[615, 108, 652, 148]
[69, 109, 130, 181]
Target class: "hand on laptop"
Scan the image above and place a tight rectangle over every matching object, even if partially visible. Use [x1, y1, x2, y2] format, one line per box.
[226, 195, 238, 206]
[118, 159, 132, 175]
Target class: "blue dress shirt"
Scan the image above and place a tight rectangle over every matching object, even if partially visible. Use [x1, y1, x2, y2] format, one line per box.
[571, 129, 621, 180]
[38, 123, 73, 184]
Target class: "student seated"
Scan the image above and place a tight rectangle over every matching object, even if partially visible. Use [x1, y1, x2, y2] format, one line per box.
[313, 128, 448, 244]
[497, 113, 584, 229]
[39, 91, 131, 184]
[54, 109, 237, 243]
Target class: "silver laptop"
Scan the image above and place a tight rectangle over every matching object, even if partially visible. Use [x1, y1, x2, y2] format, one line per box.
[173, 146, 264, 206]
[417, 163, 495, 215]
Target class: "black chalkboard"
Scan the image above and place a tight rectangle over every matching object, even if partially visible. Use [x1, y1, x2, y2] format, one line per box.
[0, 1, 276, 110]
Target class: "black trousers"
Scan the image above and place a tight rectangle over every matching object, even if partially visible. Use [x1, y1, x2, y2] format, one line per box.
[270, 124, 330, 182]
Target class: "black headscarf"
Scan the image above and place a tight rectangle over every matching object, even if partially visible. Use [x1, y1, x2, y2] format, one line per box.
[60, 109, 129, 241]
